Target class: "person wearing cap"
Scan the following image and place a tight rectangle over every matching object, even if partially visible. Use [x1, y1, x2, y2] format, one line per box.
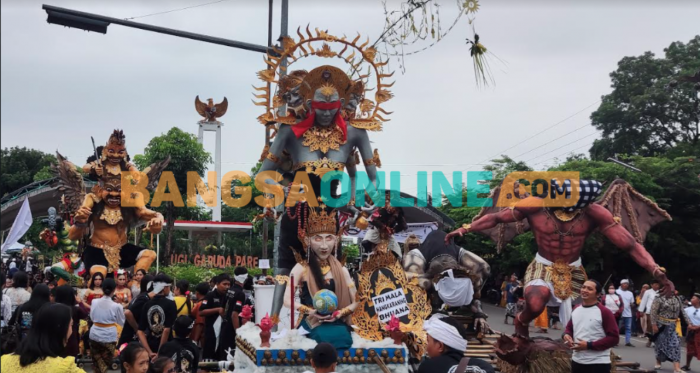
[419, 314, 495, 373]
[137, 274, 177, 358]
[158, 315, 200, 373]
[302, 342, 338, 373]
[616, 280, 635, 346]
[564, 280, 619, 373]
[682, 293, 700, 372]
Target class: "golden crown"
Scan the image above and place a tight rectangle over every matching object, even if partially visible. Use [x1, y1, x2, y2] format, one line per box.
[306, 206, 337, 236]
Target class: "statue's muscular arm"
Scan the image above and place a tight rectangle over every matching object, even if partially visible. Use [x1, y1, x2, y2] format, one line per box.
[341, 267, 359, 313]
[257, 125, 291, 203]
[259, 125, 291, 175]
[444, 197, 543, 243]
[586, 204, 674, 295]
[349, 128, 378, 187]
[135, 207, 164, 234]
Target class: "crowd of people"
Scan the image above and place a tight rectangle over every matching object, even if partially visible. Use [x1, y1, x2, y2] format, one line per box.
[494, 272, 700, 373]
[1, 256, 699, 373]
[0, 263, 256, 373]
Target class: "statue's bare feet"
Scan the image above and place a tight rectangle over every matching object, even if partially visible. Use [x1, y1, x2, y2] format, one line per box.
[514, 313, 530, 338]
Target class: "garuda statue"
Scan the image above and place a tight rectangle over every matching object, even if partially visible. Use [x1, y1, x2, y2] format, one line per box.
[54, 129, 170, 278]
[445, 177, 674, 368]
[195, 96, 228, 122]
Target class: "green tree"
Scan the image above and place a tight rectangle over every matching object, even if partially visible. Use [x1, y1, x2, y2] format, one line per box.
[590, 36, 700, 159]
[133, 127, 212, 260]
[1, 147, 56, 196]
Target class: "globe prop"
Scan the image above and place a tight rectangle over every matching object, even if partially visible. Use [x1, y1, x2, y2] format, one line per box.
[313, 289, 339, 315]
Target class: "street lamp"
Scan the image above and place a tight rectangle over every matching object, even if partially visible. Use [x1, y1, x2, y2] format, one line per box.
[42, 4, 272, 54]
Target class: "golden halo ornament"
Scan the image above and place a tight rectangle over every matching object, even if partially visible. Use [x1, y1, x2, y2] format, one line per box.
[252, 26, 395, 132]
[463, 0, 480, 15]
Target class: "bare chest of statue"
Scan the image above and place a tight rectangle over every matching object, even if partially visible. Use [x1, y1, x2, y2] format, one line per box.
[528, 210, 595, 263]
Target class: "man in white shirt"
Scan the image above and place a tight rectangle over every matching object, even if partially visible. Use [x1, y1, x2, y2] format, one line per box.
[639, 280, 659, 347]
[564, 280, 620, 373]
[616, 279, 635, 347]
[682, 293, 700, 372]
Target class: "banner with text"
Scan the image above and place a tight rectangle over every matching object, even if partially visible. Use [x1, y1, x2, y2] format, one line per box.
[371, 288, 410, 323]
[342, 221, 438, 243]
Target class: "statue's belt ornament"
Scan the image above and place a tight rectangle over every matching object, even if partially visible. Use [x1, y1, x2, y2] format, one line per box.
[92, 239, 127, 273]
[524, 258, 587, 300]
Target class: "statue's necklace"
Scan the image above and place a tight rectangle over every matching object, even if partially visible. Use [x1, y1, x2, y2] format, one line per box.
[319, 259, 331, 275]
[100, 208, 123, 225]
[302, 126, 346, 153]
[553, 209, 581, 222]
[544, 209, 585, 248]
[106, 164, 121, 175]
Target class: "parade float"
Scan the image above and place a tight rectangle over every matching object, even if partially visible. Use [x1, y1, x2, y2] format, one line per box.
[51, 130, 171, 277]
[229, 27, 439, 373]
[444, 178, 675, 373]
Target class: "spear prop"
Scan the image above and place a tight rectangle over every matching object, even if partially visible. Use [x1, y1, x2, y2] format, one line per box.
[91, 136, 101, 167]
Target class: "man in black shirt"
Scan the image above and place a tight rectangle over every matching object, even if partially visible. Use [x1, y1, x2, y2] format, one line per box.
[118, 274, 154, 346]
[199, 273, 231, 360]
[418, 315, 495, 373]
[159, 315, 200, 373]
[137, 274, 177, 358]
[218, 267, 247, 359]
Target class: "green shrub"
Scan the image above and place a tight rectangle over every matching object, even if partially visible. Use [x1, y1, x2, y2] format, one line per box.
[158, 263, 264, 285]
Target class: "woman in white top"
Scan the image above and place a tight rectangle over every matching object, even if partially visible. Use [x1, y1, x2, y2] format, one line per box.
[88, 278, 125, 373]
[602, 284, 622, 319]
[4, 271, 31, 314]
[128, 269, 146, 300]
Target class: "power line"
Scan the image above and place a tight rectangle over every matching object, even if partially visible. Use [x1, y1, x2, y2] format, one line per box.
[464, 100, 601, 169]
[525, 132, 598, 163]
[124, 0, 232, 21]
[532, 141, 596, 168]
[511, 123, 591, 159]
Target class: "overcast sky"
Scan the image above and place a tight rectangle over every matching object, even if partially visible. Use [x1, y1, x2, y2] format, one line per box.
[2, 0, 699, 196]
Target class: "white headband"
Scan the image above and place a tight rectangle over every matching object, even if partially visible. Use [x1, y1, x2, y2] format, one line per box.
[423, 314, 468, 352]
[147, 281, 169, 294]
[234, 274, 248, 284]
[621, 279, 629, 284]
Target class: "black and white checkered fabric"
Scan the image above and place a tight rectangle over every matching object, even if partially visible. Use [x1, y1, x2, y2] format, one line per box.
[550, 179, 603, 212]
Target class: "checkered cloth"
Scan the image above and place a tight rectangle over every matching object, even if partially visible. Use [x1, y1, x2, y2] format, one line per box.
[550, 179, 603, 212]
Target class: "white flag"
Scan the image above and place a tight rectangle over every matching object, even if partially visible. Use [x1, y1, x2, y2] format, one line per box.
[1, 198, 33, 253]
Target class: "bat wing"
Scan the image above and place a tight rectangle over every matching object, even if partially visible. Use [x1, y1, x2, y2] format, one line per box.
[142, 155, 171, 192]
[596, 178, 671, 243]
[194, 95, 208, 118]
[51, 152, 85, 216]
[214, 97, 228, 118]
[471, 185, 530, 253]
